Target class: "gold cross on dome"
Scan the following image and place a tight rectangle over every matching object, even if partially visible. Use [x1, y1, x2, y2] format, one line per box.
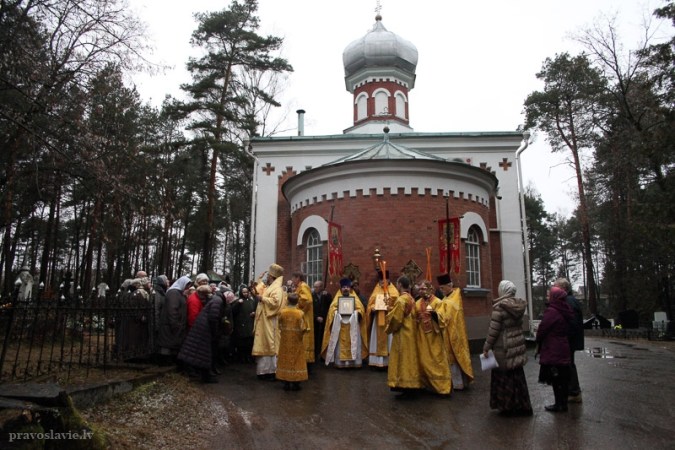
[375, 0, 382, 15]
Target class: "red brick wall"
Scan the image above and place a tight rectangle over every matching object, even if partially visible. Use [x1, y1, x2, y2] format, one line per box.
[282, 187, 497, 318]
[275, 167, 296, 274]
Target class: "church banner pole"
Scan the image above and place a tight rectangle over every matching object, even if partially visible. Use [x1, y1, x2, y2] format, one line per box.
[323, 204, 335, 288]
[445, 193, 451, 275]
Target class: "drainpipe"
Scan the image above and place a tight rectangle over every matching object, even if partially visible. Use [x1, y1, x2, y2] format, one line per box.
[515, 131, 533, 325]
[245, 140, 259, 279]
[296, 109, 305, 136]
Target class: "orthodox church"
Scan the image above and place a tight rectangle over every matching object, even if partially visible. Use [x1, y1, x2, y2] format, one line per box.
[248, 13, 530, 347]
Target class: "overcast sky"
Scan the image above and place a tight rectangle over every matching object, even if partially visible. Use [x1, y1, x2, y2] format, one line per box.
[130, 0, 667, 218]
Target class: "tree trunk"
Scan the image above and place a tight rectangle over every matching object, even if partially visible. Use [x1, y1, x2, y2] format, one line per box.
[39, 186, 58, 288]
[83, 197, 101, 293]
[571, 147, 598, 314]
[159, 211, 172, 276]
[49, 183, 62, 291]
[141, 202, 150, 272]
[202, 147, 218, 273]
[180, 210, 190, 277]
[2, 139, 18, 294]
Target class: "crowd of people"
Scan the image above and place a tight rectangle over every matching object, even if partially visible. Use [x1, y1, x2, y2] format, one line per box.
[117, 265, 584, 414]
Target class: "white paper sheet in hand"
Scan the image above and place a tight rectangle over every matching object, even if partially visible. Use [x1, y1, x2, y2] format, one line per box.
[480, 350, 499, 371]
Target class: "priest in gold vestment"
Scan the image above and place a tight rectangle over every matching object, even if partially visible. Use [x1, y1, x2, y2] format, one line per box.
[366, 270, 399, 368]
[385, 275, 422, 395]
[292, 272, 315, 364]
[252, 263, 287, 379]
[415, 280, 452, 395]
[437, 273, 475, 390]
[321, 278, 368, 368]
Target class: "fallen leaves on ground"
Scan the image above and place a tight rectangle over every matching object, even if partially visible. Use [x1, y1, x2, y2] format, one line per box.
[80, 373, 228, 449]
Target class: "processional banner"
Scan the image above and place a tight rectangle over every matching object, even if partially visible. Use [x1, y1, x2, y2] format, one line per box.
[327, 222, 343, 279]
[438, 217, 461, 274]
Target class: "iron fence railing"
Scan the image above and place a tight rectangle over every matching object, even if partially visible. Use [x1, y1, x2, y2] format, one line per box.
[0, 288, 154, 383]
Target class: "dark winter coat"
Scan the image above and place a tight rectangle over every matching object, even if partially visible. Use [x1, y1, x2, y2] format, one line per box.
[483, 296, 528, 370]
[312, 290, 332, 356]
[565, 293, 585, 351]
[536, 299, 574, 366]
[231, 295, 258, 338]
[178, 295, 224, 369]
[157, 276, 190, 352]
[114, 285, 152, 358]
[153, 281, 167, 334]
[216, 290, 234, 336]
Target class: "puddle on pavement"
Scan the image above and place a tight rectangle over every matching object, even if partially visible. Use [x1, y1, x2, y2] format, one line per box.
[588, 347, 613, 358]
[586, 347, 627, 359]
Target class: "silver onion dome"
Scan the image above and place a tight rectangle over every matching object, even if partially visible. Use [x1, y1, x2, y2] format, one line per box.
[343, 14, 418, 84]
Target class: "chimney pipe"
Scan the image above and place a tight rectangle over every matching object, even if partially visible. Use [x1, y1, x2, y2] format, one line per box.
[296, 109, 305, 136]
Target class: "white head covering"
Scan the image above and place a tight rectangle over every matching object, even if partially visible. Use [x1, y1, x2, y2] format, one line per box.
[195, 273, 209, 284]
[168, 275, 193, 292]
[498, 280, 517, 298]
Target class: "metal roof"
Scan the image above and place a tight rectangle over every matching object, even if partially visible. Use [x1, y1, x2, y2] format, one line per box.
[324, 128, 446, 166]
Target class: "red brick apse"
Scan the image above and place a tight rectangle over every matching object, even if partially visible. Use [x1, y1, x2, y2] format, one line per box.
[280, 159, 500, 325]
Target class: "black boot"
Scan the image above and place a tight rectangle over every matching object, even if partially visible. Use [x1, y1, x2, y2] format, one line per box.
[545, 383, 567, 412]
[558, 380, 569, 411]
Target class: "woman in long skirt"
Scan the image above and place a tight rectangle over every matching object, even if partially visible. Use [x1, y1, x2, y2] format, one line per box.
[482, 280, 533, 416]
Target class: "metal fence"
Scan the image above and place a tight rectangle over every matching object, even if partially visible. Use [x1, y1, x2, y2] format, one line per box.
[0, 289, 154, 383]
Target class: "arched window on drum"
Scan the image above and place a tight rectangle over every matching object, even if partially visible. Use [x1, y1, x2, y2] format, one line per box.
[356, 93, 368, 121]
[374, 90, 389, 115]
[395, 92, 407, 119]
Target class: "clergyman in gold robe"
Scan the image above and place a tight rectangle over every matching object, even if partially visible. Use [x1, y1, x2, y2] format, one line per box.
[366, 270, 399, 368]
[437, 273, 475, 391]
[252, 263, 287, 380]
[385, 275, 422, 396]
[292, 271, 315, 365]
[321, 278, 368, 368]
[415, 280, 451, 395]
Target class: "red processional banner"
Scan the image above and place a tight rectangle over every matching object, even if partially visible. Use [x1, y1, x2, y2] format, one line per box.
[327, 222, 343, 279]
[438, 217, 461, 274]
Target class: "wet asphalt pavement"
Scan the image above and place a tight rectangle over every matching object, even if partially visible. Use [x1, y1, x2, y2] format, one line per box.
[201, 337, 675, 450]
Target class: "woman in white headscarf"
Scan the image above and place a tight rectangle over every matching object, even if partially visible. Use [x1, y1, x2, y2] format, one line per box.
[482, 280, 533, 416]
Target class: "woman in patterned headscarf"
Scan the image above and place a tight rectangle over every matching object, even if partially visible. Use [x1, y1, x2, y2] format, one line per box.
[482, 280, 533, 416]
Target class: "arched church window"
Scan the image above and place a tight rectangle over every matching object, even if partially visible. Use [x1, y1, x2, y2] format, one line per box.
[375, 90, 389, 115]
[306, 229, 323, 286]
[465, 227, 481, 287]
[356, 94, 368, 121]
[395, 92, 407, 119]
